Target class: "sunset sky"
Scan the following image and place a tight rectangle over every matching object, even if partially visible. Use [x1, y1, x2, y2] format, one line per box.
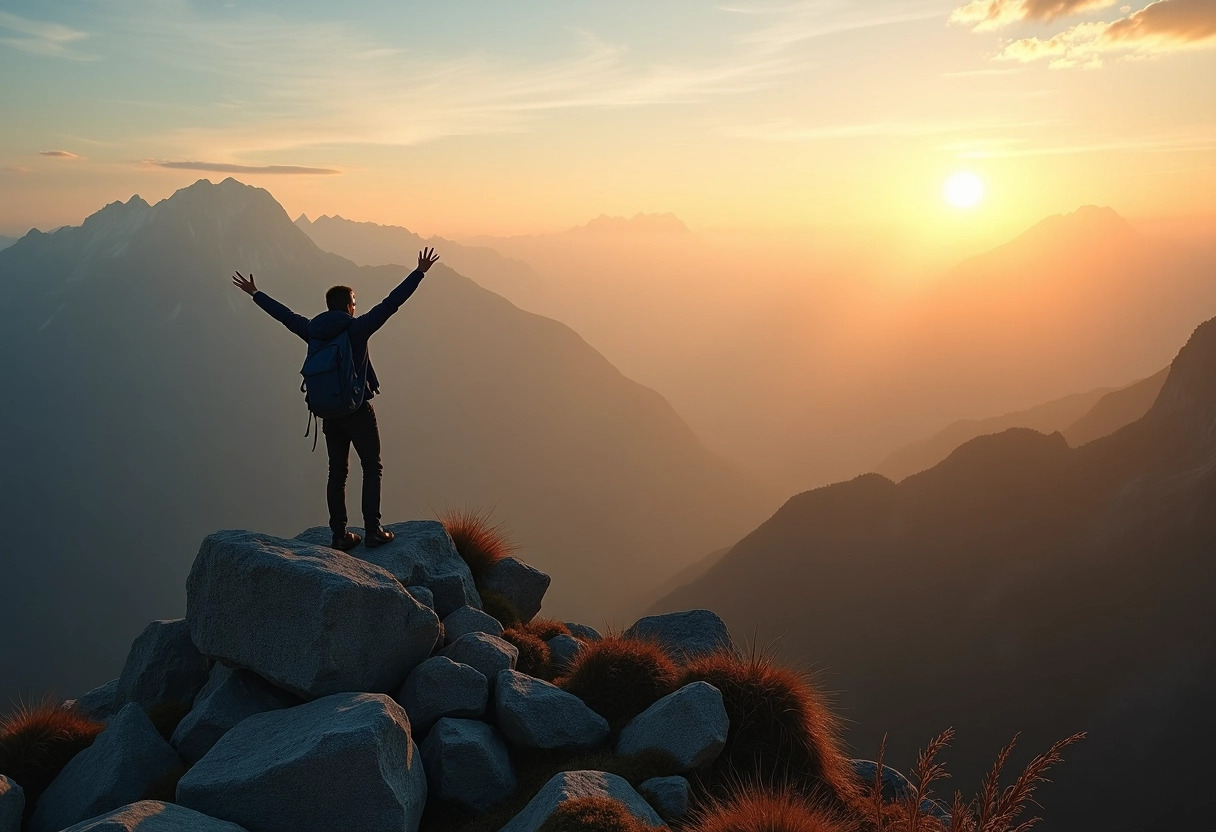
[2, 0, 1213, 254]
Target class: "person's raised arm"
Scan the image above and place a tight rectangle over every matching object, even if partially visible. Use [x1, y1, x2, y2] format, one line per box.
[233, 270, 309, 341]
[349, 247, 439, 340]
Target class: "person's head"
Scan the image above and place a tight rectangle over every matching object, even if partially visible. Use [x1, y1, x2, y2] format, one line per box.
[326, 285, 356, 315]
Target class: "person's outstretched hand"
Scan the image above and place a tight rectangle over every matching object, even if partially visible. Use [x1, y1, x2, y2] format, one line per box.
[232, 271, 258, 296]
[417, 247, 440, 273]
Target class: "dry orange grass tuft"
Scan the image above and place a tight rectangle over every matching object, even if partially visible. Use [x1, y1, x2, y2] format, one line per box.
[680, 649, 857, 804]
[523, 618, 571, 641]
[0, 697, 104, 816]
[688, 783, 855, 832]
[503, 625, 554, 680]
[440, 507, 517, 584]
[556, 634, 681, 731]
[858, 729, 1084, 832]
[537, 796, 668, 832]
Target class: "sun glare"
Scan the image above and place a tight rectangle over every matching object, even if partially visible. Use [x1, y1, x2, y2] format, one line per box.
[944, 171, 984, 210]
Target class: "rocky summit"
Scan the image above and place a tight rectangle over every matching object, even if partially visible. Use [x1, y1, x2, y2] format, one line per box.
[14, 520, 872, 832]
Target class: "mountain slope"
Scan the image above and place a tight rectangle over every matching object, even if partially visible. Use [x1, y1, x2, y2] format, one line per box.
[0, 178, 770, 703]
[874, 384, 1117, 481]
[1061, 367, 1168, 446]
[654, 317, 1216, 831]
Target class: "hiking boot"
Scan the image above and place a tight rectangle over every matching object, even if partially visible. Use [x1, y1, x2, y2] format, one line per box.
[364, 525, 395, 548]
[331, 530, 362, 551]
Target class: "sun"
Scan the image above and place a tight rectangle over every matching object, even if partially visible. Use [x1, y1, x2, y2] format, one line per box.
[943, 171, 984, 210]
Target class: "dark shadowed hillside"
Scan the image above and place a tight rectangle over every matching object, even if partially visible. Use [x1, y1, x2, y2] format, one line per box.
[655, 317, 1216, 831]
[0, 178, 771, 704]
[1062, 367, 1168, 446]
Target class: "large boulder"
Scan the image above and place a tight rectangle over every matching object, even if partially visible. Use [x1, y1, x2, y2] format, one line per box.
[495, 670, 609, 752]
[0, 776, 23, 832]
[481, 557, 550, 623]
[171, 664, 301, 765]
[186, 530, 439, 699]
[617, 682, 728, 772]
[296, 520, 480, 617]
[29, 704, 183, 832]
[639, 776, 690, 821]
[546, 634, 583, 674]
[499, 771, 665, 832]
[419, 719, 516, 812]
[73, 680, 120, 722]
[177, 693, 426, 832]
[442, 605, 504, 644]
[441, 632, 517, 687]
[116, 620, 210, 715]
[60, 802, 248, 831]
[565, 623, 602, 642]
[394, 656, 488, 734]
[625, 610, 734, 661]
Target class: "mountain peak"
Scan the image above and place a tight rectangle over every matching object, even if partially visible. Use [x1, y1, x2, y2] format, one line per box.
[1146, 316, 1216, 437]
[571, 212, 692, 236]
[1014, 205, 1137, 251]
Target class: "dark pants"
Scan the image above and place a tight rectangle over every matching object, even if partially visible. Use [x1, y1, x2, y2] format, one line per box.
[322, 401, 382, 536]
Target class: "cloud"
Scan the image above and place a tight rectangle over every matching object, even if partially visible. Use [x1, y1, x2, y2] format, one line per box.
[950, 0, 1118, 31]
[0, 166, 34, 174]
[997, 0, 1216, 66]
[719, 116, 1058, 142]
[39, 150, 79, 158]
[0, 10, 97, 60]
[142, 160, 342, 175]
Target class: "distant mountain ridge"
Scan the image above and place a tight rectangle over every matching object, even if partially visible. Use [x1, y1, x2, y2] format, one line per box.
[0, 178, 770, 704]
[875, 368, 1169, 481]
[655, 317, 1216, 831]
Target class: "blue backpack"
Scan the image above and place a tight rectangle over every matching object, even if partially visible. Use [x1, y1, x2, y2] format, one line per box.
[300, 326, 367, 450]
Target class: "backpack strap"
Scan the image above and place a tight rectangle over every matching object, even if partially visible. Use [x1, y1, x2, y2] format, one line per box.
[304, 408, 319, 453]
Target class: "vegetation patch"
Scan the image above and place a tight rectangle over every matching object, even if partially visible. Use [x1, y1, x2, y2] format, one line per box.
[679, 649, 856, 804]
[556, 634, 681, 732]
[503, 625, 554, 680]
[539, 796, 669, 832]
[0, 697, 104, 819]
[688, 783, 853, 832]
[440, 507, 517, 585]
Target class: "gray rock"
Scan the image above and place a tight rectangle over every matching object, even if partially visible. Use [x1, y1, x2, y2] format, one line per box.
[61, 801, 249, 831]
[639, 776, 690, 821]
[74, 679, 120, 722]
[420, 718, 515, 812]
[177, 693, 426, 832]
[495, 670, 609, 752]
[481, 557, 550, 623]
[499, 771, 664, 832]
[116, 620, 210, 714]
[29, 704, 183, 832]
[405, 585, 434, 609]
[186, 529, 439, 699]
[565, 623, 602, 641]
[0, 776, 23, 832]
[441, 632, 517, 686]
[625, 610, 734, 661]
[296, 520, 480, 617]
[546, 634, 583, 674]
[395, 656, 488, 734]
[171, 663, 301, 765]
[442, 605, 504, 644]
[617, 681, 728, 772]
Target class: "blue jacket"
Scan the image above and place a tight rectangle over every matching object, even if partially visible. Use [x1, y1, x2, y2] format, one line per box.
[253, 269, 426, 402]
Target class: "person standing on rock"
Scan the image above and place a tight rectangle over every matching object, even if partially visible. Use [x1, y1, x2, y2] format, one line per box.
[231, 247, 440, 551]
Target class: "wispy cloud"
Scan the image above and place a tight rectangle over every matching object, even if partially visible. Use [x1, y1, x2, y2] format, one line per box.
[719, 116, 1058, 142]
[950, 1, 1118, 31]
[0, 165, 34, 174]
[997, 0, 1216, 66]
[0, 10, 96, 60]
[142, 161, 342, 175]
[39, 150, 79, 158]
[103, 1, 941, 160]
[954, 127, 1216, 157]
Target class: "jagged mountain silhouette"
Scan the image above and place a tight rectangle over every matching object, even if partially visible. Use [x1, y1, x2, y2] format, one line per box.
[656, 316, 1216, 831]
